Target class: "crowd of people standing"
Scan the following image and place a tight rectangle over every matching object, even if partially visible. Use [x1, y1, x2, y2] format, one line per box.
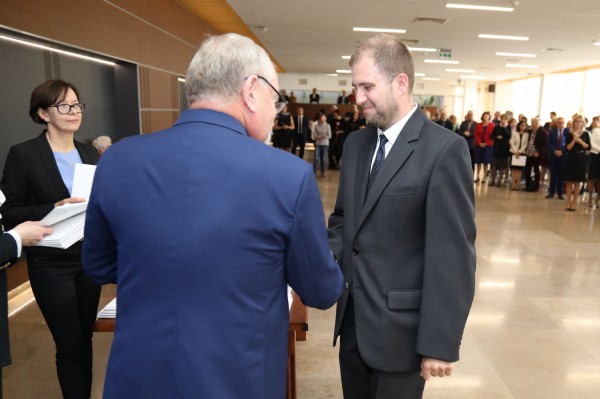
[437, 109, 599, 210]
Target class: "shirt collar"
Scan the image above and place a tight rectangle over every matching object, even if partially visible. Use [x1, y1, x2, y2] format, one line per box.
[377, 103, 418, 145]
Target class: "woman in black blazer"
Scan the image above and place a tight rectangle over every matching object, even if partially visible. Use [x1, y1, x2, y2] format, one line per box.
[0, 79, 101, 399]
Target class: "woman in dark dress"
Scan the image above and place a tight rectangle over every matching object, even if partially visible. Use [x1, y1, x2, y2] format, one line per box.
[564, 115, 591, 211]
[490, 114, 511, 186]
[272, 105, 295, 152]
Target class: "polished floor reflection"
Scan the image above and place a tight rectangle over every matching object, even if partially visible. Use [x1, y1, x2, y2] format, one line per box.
[4, 169, 600, 398]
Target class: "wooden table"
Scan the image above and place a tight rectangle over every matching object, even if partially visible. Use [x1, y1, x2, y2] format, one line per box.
[94, 291, 308, 399]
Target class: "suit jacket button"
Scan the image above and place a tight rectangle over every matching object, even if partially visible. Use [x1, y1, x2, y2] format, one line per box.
[352, 248, 359, 255]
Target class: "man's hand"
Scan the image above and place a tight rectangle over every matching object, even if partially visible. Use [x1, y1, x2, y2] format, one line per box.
[420, 357, 453, 380]
[13, 221, 53, 246]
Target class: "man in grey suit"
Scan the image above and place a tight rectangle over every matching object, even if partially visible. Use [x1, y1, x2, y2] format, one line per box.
[328, 34, 476, 398]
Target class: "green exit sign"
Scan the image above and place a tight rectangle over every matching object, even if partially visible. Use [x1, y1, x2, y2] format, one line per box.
[440, 49, 452, 59]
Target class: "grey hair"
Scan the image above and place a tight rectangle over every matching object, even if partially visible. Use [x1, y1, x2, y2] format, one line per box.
[185, 33, 276, 105]
[92, 135, 112, 150]
[349, 34, 414, 94]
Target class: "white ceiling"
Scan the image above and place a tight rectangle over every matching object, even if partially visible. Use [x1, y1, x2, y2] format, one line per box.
[226, 0, 600, 84]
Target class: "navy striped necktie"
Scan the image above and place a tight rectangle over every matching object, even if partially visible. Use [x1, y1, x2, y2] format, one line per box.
[366, 134, 388, 197]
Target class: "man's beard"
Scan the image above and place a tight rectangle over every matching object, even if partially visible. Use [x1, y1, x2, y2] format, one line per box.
[365, 99, 400, 131]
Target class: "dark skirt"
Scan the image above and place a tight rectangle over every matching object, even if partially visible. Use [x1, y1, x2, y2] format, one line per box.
[474, 146, 492, 164]
[589, 153, 600, 180]
[272, 131, 292, 148]
[564, 150, 587, 182]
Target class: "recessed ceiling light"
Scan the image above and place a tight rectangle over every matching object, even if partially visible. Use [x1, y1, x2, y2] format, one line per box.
[479, 34, 529, 41]
[408, 47, 438, 52]
[422, 77, 441, 81]
[496, 52, 536, 58]
[353, 27, 406, 34]
[506, 64, 539, 69]
[460, 75, 486, 80]
[594, 41, 600, 46]
[178, 77, 186, 83]
[325, 74, 339, 77]
[341, 55, 351, 60]
[415, 72, 426, 77]
[424, 59, 460, 64]
[446, 68, 476, 73]
[336, 69, 351, 74]
[446, 3, 513, 12]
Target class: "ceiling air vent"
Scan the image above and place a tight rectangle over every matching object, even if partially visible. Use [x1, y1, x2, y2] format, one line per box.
[541, 48, 566, 52]
[401, 39, 420, 44]
[413, 17, 448, 25]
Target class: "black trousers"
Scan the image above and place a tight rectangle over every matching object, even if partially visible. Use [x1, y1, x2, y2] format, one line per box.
[291, 134, 306, 159]
[339, 297, 425, 399]
[525, 156, 541, 190]
[27, 253, 101, 399]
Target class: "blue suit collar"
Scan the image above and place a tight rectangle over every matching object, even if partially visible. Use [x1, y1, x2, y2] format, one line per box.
[175, 109, 249, 137]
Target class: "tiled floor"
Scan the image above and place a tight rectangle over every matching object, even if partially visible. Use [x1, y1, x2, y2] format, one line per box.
[4, 170, 600, 398]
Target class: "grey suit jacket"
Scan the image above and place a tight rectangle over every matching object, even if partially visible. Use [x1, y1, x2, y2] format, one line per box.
[328, 108, 476, 372]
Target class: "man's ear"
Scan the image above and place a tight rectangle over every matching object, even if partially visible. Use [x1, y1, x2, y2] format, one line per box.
[242, 75, 260, 113]
[395, 73, 410, 96]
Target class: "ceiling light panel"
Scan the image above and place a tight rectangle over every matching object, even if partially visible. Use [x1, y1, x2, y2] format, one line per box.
[353, 27, 406, 34]
[424, 59, 460, 64]
[479, 34, 529, 41]
[408, 47, 438, 52]
[446, 3, 514, 12]
[496, 52, 536, 58]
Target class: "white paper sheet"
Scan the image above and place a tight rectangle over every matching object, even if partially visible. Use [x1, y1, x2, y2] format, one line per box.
[72, 164, 97, 199]
[39, 202, 87, 227]
[37, 212, 86, 248]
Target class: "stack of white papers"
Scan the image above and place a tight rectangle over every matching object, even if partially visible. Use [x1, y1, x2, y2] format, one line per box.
[97, 298, 117, 318]
[35, 164, 96, 249]
[38, 203, 87, 248]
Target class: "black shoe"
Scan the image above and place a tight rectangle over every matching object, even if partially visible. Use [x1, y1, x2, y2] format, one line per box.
[545, 194, 553, 199]
[557, 196, 565, 200]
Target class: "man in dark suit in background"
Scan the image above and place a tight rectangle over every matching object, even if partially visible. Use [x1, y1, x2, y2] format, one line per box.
[292, 106, 310, 159]
[524, 117, 547, 192]
[337, 90, 349, 104]
[328, 34, 476, 399]
[0, 190, 51, 398]
[546, 117, 568, 199]
[458, 110, 477, 171]
[82, 33, 343, 399]
[436, 110, 454, 132]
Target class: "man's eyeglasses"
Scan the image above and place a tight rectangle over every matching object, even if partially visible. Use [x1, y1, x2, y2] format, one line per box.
[257, 76, 288, 113]
[48, 103, 86, 115]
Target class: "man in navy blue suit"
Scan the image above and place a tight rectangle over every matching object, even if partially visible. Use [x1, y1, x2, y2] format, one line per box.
[546, 117, 568, 199]
[83, 33, 343, 399]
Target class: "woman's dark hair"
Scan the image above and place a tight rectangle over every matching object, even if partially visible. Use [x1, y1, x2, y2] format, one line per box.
[481, 111, 491, 121]
[517, 120, 527, 132]
[29, 79, 80, 125]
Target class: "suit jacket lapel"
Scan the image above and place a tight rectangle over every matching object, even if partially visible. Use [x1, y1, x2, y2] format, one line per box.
[353, 126, 377, 224]
[356, 109, 426, 231]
